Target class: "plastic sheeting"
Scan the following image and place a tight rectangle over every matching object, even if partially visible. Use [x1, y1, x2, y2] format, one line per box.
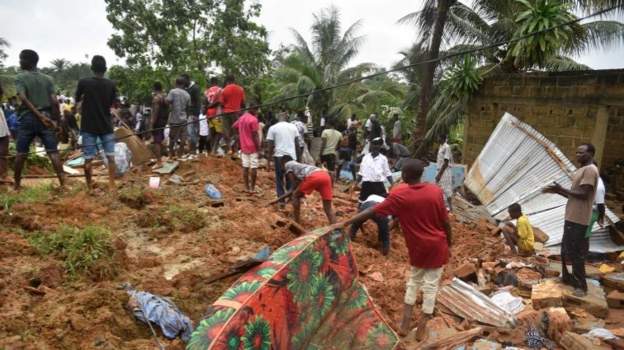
[465, 113, 622, 253]
[188, 228, 399, 350]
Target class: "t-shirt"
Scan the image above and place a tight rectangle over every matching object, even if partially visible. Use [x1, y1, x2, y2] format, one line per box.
[516, 215, 535, 252]
[359, 153, 392, 182]
[205, 86, 222, 118]
[373, 183, 449, 268]
[199, 114, 209, 136]
[233, 112, 260, 154]
[15, 70, 55, 116]
[166, 88, 191, 125]
[151, 93, 169, 129]
[186, 82, 202, 116]
[75, 76, 118, 134]
[221, 83, 245, 113]
[392, 143, 410, 158]
[437, 142, 453, 194]
[321, 128, 343, 156]
[266, 121, 300, 159]
[565, 164, 599, 225]
[285, 160, 320, 180]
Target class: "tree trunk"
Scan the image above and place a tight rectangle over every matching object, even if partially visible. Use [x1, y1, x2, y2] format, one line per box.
[414, 0, 451, 157]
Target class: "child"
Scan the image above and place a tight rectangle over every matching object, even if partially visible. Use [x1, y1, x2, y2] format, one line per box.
[502, 203, 535, 256]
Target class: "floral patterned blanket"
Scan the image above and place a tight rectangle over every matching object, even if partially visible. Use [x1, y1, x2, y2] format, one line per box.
[187, 228, 399, 349]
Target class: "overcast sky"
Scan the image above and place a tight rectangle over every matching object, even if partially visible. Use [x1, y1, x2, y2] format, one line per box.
[1, 0, 623, 70]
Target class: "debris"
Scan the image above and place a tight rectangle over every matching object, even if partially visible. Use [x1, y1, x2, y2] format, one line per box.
[495, 270, 518, 287]
[367, 271, 384, 283]
[571, 308, 605, 333]
[168, 174, 184, 185]
[490, 290, 525, 315]
[526, 326, 555, 349]
[148, 176, 160, 189]
[114, 142, 133, 175]
[203, 246, 272, 285]
[114, 126, 153, 165]
[564, 280, 609, 318]
[437, 278, 516, 328]
[419, 326, 483, 350]
[559, 331, 611, 350]
[543, 307, 572, 342]
[603, 272, 624, 291]
[471, 338, 502, 350]
[203, 183, 222, 200]
[152, 161, 179, 175]
[62, 165, 80, 175]
[516, 268, 542, 290]
[453, 262, 477, 281]
[584, 328, 616, 340]
[599, 264, 615, 274]
[532, 279, 564, 309]
[532, 226, 550, 243]
[607, 290, 624, 309]
[124, 284, 194, 342]
[546, 262, 604, 279]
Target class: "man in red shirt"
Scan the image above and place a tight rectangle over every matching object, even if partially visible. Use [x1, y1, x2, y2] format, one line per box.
[233, 106, 260, 193]
[221, 74, 245, 155]
[335, 159, 452, 338]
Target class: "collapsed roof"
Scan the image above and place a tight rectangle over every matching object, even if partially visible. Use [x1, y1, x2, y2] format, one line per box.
[465, 112, 622, 253]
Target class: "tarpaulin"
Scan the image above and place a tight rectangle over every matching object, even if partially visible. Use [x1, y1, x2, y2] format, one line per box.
[187, 228, 399, 350]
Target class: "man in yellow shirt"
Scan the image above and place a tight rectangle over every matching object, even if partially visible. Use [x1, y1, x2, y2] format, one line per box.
[502, 203, 535, 256]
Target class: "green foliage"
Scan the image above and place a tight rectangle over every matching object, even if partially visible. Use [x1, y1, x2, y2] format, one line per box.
[509, 0, 578, 68]
[40, 61, 92, 96]
[0, 37, 9, 68]
[105, 0, 270, 86]
[0, 183, 54, 211]
[29, 225, 114, 277]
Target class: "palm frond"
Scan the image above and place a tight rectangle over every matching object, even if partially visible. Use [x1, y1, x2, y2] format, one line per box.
[541, 55, 591, 71]
[576, 20, 624, 52]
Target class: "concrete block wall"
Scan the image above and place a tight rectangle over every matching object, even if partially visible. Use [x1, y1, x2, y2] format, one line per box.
[464, 70, 624, 192]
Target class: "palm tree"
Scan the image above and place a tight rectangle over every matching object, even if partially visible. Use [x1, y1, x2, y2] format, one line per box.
[401, 0, 624, 152]
[50, 58, 71, 72]
[272, 6, 372, 123]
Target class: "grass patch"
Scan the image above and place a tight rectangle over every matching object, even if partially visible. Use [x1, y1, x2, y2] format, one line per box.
[29, 225, 116, 278]
[118, 185, 154, 209]
[135, 204, 205, 233]
[0, 183, 54, 211]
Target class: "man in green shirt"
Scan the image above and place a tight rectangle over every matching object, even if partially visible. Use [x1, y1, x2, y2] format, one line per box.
[14, 49, 65, 190]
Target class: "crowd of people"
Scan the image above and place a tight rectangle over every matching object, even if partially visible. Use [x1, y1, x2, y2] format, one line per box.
[0, 48, 606, 338]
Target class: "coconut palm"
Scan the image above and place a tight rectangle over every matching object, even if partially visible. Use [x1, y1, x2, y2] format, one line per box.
[50, 58, 71, 72]
[401, 0, 624, 151]
[272, 6, 373, 122]
[0, 37, 9, 67]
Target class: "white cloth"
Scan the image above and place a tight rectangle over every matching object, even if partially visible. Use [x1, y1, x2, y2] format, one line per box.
[594, 177, 605, 207]
[291, 120, 306, 147]
[436, 142, 453, 197]
[199, 115, 209, 136]
[258, 121, 265, 144]
[365, 194, 386, 204]
[365, 118, 373, 131]
[359, 153, 392, 182]
[266, 121, 300, 159]
[0, 108, 9, 138]
[347, 118, 356, 129]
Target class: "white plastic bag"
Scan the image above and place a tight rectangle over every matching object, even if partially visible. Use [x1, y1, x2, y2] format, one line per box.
[114, 142, 132, 175]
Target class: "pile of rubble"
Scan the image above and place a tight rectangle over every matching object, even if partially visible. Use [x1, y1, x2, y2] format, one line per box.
[395, 196, 624, 349]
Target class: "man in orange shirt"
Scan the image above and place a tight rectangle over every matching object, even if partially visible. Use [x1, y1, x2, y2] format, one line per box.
[221, 74, 245, 155]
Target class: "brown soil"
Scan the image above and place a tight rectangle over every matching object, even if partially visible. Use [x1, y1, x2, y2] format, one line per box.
[0, 155, 573, 349]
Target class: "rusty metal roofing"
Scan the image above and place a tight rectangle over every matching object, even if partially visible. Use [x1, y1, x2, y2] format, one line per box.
[465, 112, 622, 253]
[437, 278, 516, 328]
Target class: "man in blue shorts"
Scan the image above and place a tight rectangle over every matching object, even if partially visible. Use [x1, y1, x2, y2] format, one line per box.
[75, 55, 119, 192]
[13, 49, 65, 190]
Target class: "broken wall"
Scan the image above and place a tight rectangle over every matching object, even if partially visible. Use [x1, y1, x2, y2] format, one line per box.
[463, 69, 624, 192]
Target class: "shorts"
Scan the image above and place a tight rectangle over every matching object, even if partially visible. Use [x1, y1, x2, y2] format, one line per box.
[169, 124, 187, 144]
[16, 112, 59, 154]
[222, 112, 239, 138]
[82, 131, 116, 160]
[299, 170, 333, 201]
[209, 117, 223, 134]
[359, 181, 387, 202]
[152, 129, 165, 144]
[241, 152, 259, 168]
[321, 153, 336, 171]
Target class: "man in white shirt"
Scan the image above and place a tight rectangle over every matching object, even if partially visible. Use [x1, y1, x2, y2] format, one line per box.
[435, 134, 454, 211]
[266, 114, 302, 203]
[350, 194, 392, 255]
[356, 138, 393, 202]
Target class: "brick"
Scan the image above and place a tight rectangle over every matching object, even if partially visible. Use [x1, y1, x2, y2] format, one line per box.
[607, 290, 624, 309]
[543, 307, 571, 343]
[532, 279, 564, 309]
[602, 272, 624, 291]
[453, 262, 477, 281]
[559, 331, 611, 350]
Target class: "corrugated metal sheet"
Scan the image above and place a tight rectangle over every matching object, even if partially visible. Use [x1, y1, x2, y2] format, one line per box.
[465, 113, 622, 253]
[437, 278, 516, 328]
